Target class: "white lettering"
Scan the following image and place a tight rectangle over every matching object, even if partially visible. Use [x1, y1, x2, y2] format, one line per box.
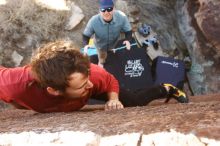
[124, 59, 144, 77]
[161, 60, 179, 68]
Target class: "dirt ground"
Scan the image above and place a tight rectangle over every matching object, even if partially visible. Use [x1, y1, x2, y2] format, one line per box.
[0, 94, 219, 140]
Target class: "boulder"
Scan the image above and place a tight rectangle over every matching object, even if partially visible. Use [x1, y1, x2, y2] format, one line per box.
[0, 94, 220, 145]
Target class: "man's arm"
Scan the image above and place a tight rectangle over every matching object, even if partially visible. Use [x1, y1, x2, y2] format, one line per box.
[105, 91, 124, 110]
[119, 10, 132, 33]
[83, 15, 96, 46]
[124, 30, 132, 41]
[97, 70, 124, 110]
[89, 64, 124, 110]
[82, 34, 91, 55]
[123, 30, 132, 50]
[82, 34, 90, 46]
[122, 12, 132, 50]
[82, 16, 95, 55]
[0, 66, 29, 103]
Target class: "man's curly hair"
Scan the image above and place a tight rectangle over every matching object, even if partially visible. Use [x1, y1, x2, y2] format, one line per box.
[30, 41, 90, 92]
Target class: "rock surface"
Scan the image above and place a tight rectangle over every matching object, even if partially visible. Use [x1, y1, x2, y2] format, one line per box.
[184, 0, 220, 95]
[0, 0, 219, 95]
[0, 94, 220, 145]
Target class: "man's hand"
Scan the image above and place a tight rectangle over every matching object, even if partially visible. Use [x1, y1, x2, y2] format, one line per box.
[105, 99, 124, 111]
[83, 45, 91, 55]
[123, 40, 131, 50]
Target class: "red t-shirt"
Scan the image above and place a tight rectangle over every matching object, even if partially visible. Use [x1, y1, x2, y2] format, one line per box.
[0, 64, 119, 112]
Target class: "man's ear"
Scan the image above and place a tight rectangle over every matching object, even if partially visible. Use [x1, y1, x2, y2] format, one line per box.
[46, 87, 62, 96]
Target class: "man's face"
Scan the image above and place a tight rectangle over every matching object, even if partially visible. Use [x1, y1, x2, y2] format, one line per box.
[100, 7, 114, 21]
[62, 72, 93, 99]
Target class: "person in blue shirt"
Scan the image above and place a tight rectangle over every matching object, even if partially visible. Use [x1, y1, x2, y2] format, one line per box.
[83, 0, 132, 67]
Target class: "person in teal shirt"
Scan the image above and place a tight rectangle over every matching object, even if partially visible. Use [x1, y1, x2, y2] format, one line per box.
[83, 0, 132, 67]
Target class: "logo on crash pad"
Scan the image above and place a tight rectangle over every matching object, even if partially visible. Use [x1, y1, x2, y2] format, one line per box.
[125, 59, 144, 77]
[161, 60, 179, 68]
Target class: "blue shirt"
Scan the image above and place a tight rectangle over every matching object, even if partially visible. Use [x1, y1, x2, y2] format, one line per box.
[83, 10, 131, 51]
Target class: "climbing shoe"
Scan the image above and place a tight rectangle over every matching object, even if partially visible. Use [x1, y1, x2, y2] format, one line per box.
[163, 83, 189, 103]
[142, 36, 159, 50]
[142, 39, 150, 47]
[148, 36, 159, 50]
[138, 23, 151, 37]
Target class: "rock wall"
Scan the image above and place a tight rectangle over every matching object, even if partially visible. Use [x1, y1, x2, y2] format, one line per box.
[177, 0, 220, 95]
[0, 0, 98, 67]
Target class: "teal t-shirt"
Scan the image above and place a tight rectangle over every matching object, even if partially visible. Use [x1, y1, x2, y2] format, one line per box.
[83, 10, 131, 51]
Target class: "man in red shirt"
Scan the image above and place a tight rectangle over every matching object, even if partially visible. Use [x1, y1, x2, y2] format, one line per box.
[0, 41, 188, 113]
[0, 41, 123, 112]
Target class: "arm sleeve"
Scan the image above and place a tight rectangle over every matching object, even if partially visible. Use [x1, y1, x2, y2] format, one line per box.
[83, 16, 95, 38]
[82, 34, 90, 46]
[89, 64, 119, 94]
[0, 66, 28, 102]
[124, 30, 132, 41]
[121, 12, 132, 32]
[104, 71, 119, 93]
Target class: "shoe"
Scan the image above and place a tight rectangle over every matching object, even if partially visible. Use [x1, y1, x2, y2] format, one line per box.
[138, 24, 151, 37]
[163, 83, 189, 103]
[142, 23, 151, 33]
[142, 39, 150, 47]
[148, 36, 159, 50]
